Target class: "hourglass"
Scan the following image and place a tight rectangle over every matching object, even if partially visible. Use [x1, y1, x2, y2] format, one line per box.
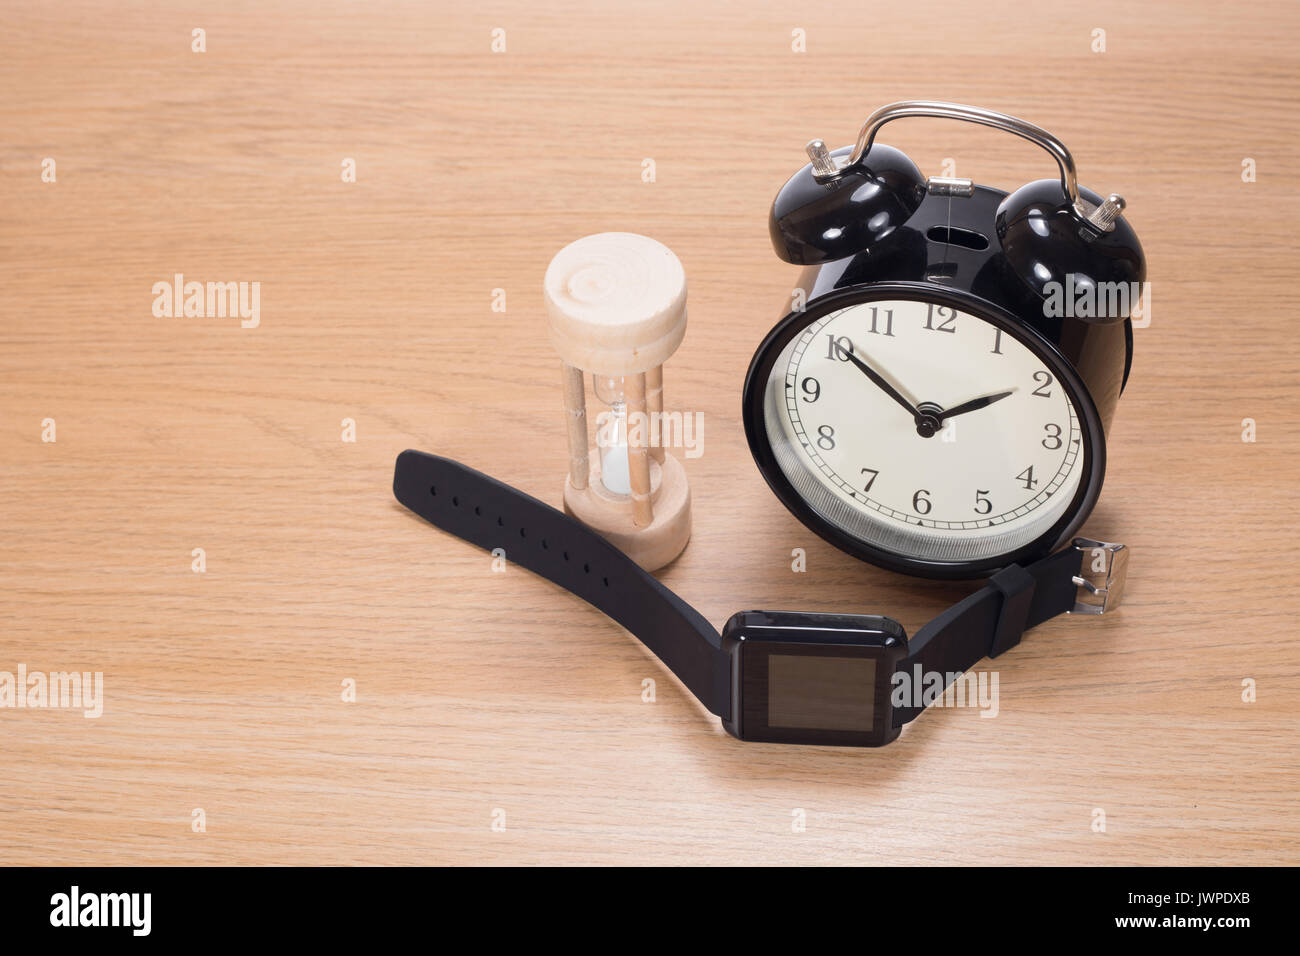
[544, 232, 692, 571]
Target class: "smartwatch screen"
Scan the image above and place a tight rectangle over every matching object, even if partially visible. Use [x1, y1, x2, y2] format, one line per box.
[768, 654, 876, 731]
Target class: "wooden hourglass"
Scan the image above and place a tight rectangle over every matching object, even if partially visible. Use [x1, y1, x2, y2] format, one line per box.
[544, 232, 692, 571]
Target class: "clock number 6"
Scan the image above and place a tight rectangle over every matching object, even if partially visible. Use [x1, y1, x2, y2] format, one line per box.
[912, 489, 932, 515]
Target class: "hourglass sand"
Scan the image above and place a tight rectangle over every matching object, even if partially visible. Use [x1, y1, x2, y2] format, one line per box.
[544, 232, 692, 571]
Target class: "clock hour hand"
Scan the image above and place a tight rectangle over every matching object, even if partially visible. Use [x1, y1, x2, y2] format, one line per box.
[935, 388, 1017, 422]
[841, 344, 922, 420]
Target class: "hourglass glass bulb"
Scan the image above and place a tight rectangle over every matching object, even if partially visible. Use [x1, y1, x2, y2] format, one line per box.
[593, 375, 625, 405]
[592, 374, 630, 495]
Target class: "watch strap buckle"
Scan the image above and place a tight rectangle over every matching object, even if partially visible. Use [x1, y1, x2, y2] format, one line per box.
[1070, 538, 1128, 614]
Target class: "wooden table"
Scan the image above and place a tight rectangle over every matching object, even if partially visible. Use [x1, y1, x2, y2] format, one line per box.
[2, 0, 1297, 866]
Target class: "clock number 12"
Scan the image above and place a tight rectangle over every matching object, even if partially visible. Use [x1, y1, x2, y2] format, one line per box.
[924, 304, 957, 333]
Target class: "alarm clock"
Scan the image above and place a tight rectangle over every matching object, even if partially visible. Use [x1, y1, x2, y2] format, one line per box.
[743, 101, 1146, 579]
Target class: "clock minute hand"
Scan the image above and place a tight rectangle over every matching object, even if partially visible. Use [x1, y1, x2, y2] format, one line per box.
[841, 345, 922, 420]
[936, 388, 1017, 422]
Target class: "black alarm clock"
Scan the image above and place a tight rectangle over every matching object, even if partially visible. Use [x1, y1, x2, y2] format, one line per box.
[743, 100, 1146, 580]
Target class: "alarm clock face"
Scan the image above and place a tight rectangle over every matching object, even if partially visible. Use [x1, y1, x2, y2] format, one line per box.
[743, 286, 1105, 578]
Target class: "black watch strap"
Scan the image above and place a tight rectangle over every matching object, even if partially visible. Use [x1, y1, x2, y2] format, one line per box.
[890, 545, 1084, 725]
[393, 450, 732, 718]
[394, 451, 1125, 740]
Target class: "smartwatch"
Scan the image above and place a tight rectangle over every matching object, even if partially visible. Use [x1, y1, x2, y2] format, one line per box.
[394, 450, 1127, 748]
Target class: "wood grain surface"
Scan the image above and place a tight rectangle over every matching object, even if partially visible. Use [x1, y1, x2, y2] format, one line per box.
[2, 0, 1297, 866]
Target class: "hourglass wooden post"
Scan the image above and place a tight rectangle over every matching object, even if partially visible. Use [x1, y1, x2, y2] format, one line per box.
[544, 232, 692, 571]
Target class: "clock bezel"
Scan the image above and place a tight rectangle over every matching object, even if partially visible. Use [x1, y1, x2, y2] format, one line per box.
[742, 281, 1107, 580]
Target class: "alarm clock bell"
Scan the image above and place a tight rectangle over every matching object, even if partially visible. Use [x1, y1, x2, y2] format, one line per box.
[996, 180, 1145, 321]
[769, 142, 926, 266]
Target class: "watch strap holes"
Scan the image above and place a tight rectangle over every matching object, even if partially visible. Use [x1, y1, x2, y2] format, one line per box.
[411, 462, 606, 595]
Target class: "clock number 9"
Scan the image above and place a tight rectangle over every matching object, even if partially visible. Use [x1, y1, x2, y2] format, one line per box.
[800, 377, 820, 402]
[912, 489, 932, 515]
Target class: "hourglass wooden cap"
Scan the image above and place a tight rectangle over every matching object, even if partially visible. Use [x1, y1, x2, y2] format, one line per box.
[544, 232, 687, 375]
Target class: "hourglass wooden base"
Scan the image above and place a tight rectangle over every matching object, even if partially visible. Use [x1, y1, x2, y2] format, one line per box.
[563, 451, 691, 571]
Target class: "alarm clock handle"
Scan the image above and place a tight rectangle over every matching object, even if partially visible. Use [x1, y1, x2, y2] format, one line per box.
[818, 100, 1122, 230]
